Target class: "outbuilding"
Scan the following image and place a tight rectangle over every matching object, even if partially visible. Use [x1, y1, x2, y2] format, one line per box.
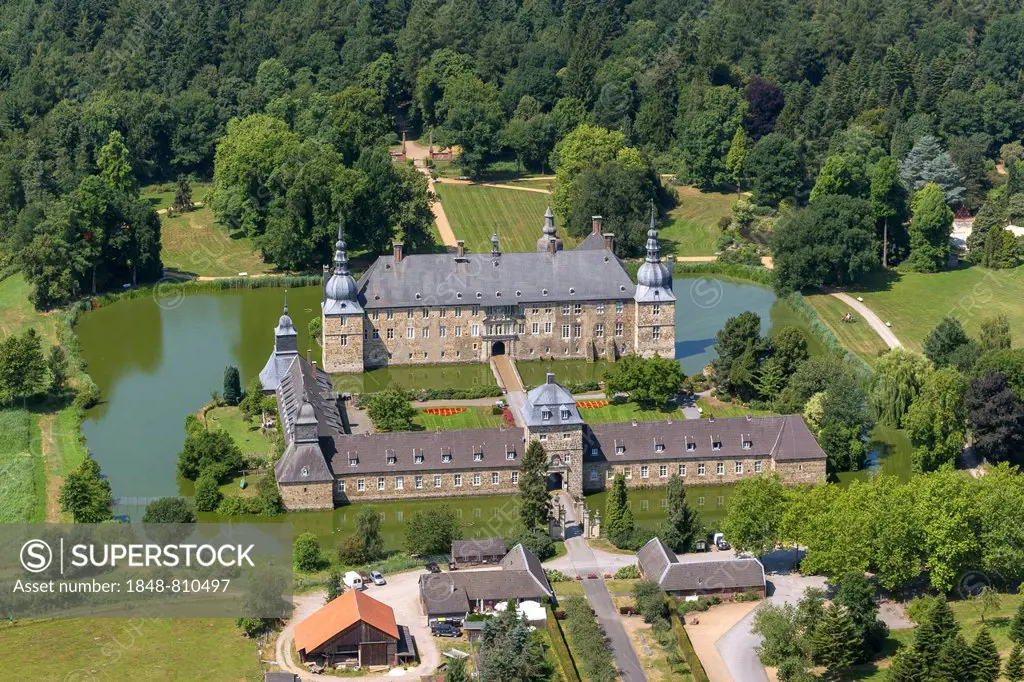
[637, 537, 766, 599]
[451, 538, 508, 566]
[294, 589, 403, 668]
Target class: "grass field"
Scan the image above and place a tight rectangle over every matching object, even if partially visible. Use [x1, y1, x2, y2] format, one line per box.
[141, 180, 213, 211]
[659, 187, 735, 257]
[695, 396, 775, 418]
[0, 409, 44, 522]
[205, 406, 277, 455]
[576, 401, 681, 424]
[159, 204, 269, 278]
[436, 184, 577, 253]
[847, 264, 1024, 351]
[412, 406, 505, 431]
[0, 618, 263, 681]
[0, 273, 57, 346]
[805, 294, 890, 364]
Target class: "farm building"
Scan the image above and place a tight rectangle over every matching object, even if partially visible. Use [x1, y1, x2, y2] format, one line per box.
[637, 537, 766, 599]
[451, 538, 508, 566]
[294, 589, 413, 669]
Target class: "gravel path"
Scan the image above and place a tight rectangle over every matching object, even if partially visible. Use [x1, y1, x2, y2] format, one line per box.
[829, 292, 903, 349]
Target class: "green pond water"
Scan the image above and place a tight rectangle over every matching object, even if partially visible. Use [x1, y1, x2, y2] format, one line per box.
[75, 276, 905, 527]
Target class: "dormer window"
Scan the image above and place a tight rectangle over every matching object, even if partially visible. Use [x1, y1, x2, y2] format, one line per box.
[442, 453, 452, 463]
[414, 453, 424, 464]
[712, 441, 722, 451]
[387, 455, 396, 465]
[542, 409, 552, 421]
[655, 444, 665, 453]
[349, 456, 359, 466]
[560, 408, 571, 420]
[506, 450, 516, 460]
[742, 439, 752, 450]
[474, 452, 483, 462]
[301, 466, 309, 477]
[591, 447, 599, 457]
[615, 445, 625, 455]
[686, 442, 696, 452]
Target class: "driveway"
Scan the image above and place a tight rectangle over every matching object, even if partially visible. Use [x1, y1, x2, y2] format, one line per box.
[274, 567, 439, 682]
[830, 292, 903, 349]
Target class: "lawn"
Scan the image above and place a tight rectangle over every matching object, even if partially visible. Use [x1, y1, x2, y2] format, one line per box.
[695, 396, 775, 418]
[847, 264, 1024, 352]
[141, 180, 213, 211]
[0, 409, 45, 523]
[553, 581, 586, 598]
[205, 405, 278, 455]
[507, 177, 556, 192]
[412, 406, 505, 431]
[659, 186, 736, 257]
[0, 273, 57, 346]
[576, 400, 681, 424]
[435, 184, 577, 253]
[805, 294, 891, 364]
[0, 618, 262, 681]
[159, 204, 269, 277]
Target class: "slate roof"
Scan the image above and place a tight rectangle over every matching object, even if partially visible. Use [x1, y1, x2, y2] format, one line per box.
[260, 352, 296, 394]
[355, 250, 636, 309]
[585, 415, 825, 463]
[637, 538, 765, 593]
[500, 544, 553, 597]
[327, 428, 524, 475]
[419, 545, 552, 616]
[452, 538, 507, 560]
[294, 589, 399, 656]
[522, 373, 584, 427]
[276, 440, 333, 484]
[277, 356, 343, 443]
[576, 230, 608, 250]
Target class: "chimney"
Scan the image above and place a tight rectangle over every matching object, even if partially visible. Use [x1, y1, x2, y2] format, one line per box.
[548, 238, 557, 255]
[591, 216, 603, 235]
[456, 240, 466, 259]
[546, 372, 555, 384]
[393, 242, 404, 263]
[322, 264, 330, 295]
[603, 233, 615, 252]
[491, 233, 501, 258]
[306, 348, 311, 362]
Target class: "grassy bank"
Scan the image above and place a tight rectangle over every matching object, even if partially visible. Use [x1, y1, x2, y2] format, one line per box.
[805, 294, 890, 364]
[576, 400, 682, 424]
[660, 187, 735, 257]
[160, 204, 270, 278]
[0, 410, 45, 522]
[436, 183, 576, 252]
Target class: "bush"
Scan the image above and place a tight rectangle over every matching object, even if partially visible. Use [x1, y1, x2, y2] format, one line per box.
[507, 526, 555, 560]
[215, 474, 281, 516]
[142, 497, 196, 524]
[294, 532, 323, 572]
[634, 580, 668, 625]
[337, 535, 366, 565]
[736, 589, 762, 602]
[194, 474, 222, 512]
[562, 597, 617, 682]
[614, 564, 641, 579]
[73, 376, 101, 409]
[545, 569, 571, 583]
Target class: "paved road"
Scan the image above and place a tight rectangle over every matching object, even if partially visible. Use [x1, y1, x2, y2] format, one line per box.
[830, 292, 903, 349]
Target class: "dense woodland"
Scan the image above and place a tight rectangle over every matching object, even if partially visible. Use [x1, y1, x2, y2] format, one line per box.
[5, 0, 1024, 305]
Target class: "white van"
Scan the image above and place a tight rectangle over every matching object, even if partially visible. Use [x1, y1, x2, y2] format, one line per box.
[343, 571, 364, 590]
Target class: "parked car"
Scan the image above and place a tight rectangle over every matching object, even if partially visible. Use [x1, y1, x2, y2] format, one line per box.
[712, 532, 731, 551]
[370, 570, 386, 586]
[343, 571, 364, 590]
[432, 623, 461, 638]
[358, 570, 373, 585]
[447, 561, 458, 571]
[425, 562, 441, 573]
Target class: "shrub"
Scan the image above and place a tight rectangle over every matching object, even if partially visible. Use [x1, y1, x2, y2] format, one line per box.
[545, 569, 571, 583]
[194, 474, 222, 512]
[507, 526, 555, 560]
[562, 597, 617, 682]
[294, 532, 323, 572]
[634, 580, 668, 625]
[736, 589, 762, 602]
[614, 564, 641, 579]
[336, 535, 366, 565]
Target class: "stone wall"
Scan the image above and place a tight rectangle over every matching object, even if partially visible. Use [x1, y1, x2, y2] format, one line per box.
[525, 423, 584, 495]
[772, 459, 827, 485]
[334, 468, 521, 503]
[582, 453, 823, 493]
[323, 313, 364, 373]
[634, 301, 676, 359]
[279, 481, 334, 511]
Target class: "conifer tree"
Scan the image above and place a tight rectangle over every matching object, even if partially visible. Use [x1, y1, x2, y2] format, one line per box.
[967, 626, 1000, 682]
[810, 605, 860, 678]
[518, 439, 550, 529]
[1005, 643, 1024, 682]
[913, 597, 959, 668]
[886, 647, 925, 682]
[660, 475, 702, 552]
[605, 473, 634, 548]
[1011, 602, 1024, 646]
[931, 634, 970, 682]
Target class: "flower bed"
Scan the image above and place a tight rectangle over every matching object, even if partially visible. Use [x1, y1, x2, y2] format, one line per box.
[421, 407, 467, 416]
[576, 400, 609, 409]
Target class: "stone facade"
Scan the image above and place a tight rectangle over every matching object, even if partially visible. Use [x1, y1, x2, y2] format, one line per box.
[525, 423, 584, 497]
[333, 468, 521, 504]
[582, 455, 773, 493]
[279, 481, 334, 511]
[634, 301, 676, 359]
[772, 459, 828, 485]
[323, 313, 365, 373]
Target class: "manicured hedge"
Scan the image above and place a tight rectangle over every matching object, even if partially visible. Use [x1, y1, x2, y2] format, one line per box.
[561, 596, 617, 682]
[546, 606, 583, 682]
[671, 612, 709, 682]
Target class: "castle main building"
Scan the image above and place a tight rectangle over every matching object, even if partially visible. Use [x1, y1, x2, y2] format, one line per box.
[319, 209, 676, 372]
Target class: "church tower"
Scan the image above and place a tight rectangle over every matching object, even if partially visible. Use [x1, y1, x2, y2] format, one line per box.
[322, 222, 365, 373]
[634, 205, 676, 358]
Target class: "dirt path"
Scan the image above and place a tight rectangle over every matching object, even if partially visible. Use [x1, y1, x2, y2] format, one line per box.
[155, 201, 205, 216]
[423, 172, 458, 247]
[37, 414, 64, 522]
[685, 602, 759, 681]
[829, 292, 903, 349]
[436, 178, 552, 194]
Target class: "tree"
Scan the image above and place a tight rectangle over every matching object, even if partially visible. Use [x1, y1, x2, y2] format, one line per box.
[602, 355, 684, 408]
[177, 428, 243, 481]
[678, 85, 746, 189]
[223, 366, 241, 405]
[605, 473, 635, 548]
[0, 328, 47, 405]
[446, 657, 470, 682]
[633, 580, 668, 625]
[355, 507, 384, 562]
[1006, 644, 1024, 682]
[868, 349, 933, 427]
[870, 156, 908, 268]
[751, 603, 811, 669]
[143, 497, 197, 524]
[967, 372, 1024, 466]
[293, 532, 323, 572]
[551, 123, 636, 223]
[833, 571, 887, 659]
[324, 569, 344, 604]
[772, 195, 879, 293]
[906, 183, 952, 272]
[810, 605, 860, 678]
[725, 127, 749, 189]
[436, 74, 504, 178]
[975, 586, 1001, 624]
[923, 317, 972, 368]
[519, 440, 550, 529]
[886, 648, 925, 682]
[745, 133, 804, 206]
[906, 367, 968, 472]
[722, 474, 785, 555]
[932, 634, 971, 682]
[744, 77, 785, 140]
[194, 473, 222, 512]
[810, 154, 869, 202]
[365, 389, 417, 432]
[660, 476, 702, 552]
[173, 174, 193, 212]
[1012, 602, 1024, 645]
[899, 136, 966, 205]
[913, 596, 959, 667]
[478, 599, 551, 682]
[979, 315, 1011, 351]
[405, 504, 462, 556]
[58, 457, 113, 523]
[772, 326, 810, 376]
[47, 345, 68, 395]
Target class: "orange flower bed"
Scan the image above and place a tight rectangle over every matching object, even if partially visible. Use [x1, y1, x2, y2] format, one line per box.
[422, 407, 467, 417]
[576, 400, 609, 409]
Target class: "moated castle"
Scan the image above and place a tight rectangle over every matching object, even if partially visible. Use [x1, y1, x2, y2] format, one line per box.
[260, 210, 827, 510]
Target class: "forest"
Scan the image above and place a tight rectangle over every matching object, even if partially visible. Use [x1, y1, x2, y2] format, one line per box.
[4, 0, 1024, 305]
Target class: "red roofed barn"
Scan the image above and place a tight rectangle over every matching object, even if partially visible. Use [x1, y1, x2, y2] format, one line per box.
[294, 589, 401, 668]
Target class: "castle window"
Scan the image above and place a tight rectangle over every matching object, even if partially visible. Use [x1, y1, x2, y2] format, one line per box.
[454, 307, 462, 317]
[596, 302, 605, 314]
[415, 475, 423, 489]
[442, 453, 452, 463]
[439, 308, 446, 317]
[742, 438, 752, 449]
[349, 456, 359, 466]
[615, 445, 625, 455]
[386, 329, 394, 340]
[595, 323, 604, 338]
[563, 433, 571, 440]
[407, 327, 414, 339]
[340, 335, 347, 346]
[698, 463, 706, 476]
[716, 462, 725, 475]
[655, 444, 665, 453]
[434, 474, 442, 487]
[686, 442, 696, 452]
[735, 462, 744, 474]
[616, 301, 624, 313]
[491, 472, 499, 484]
[372, 311, 379, 320]
[372, 330, 379, 339]
[377, 477, 386, 490]
[422, 307, 429, 318]
[538, 434, 548, 441]
[422, 327, 429, 339]
[456, 351, 461, 357]
[407, 309, 414, 319]
[653, 304, 660, 315]
[506, 450, 516, 460]
[424, 352, 428, 359]
[518, 323, 525, 334]
[561, 325, 570, 339]
[511, 471, 519, 485]
[590, 469, 600, 482]
[625, 467, 632, 479]
[455, 326, 462, 337]
[471, 325, 480, 336]
[574, 303, 582, 315]
[337, 480, 345, 492]
[544, 322, 552, 334]
[712, 440, 722, 451]
[641, 465, 649, 478]
[339, 316, 346, 326]
[386, 310, 394, 320]
[679, 464, 687, 476]
[615, 322, 623, 336]
[545, 346, 550, 353]
[440, 326, 447, 338]
[532, 322, 539, 334]
[472, 473, 481, 486]
[542, 409, 552, 421]
[573, 324, 581, 337]
[606, 469, 614, 480]
[414, 453, 424, 464]
[562, 304, 570, 315]
[474, 452, 483, 461]
[357, 479, 365, 491]
[652, 326, 661, 340]
[561, 408, 570, 420]
[755, 460, 763, 473]
[472, 305, 480, 315]
[395, 476, 404, 489]
[454, 474, 462, 487]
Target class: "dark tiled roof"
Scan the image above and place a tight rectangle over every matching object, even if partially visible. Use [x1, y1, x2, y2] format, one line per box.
[419, 574, 470, 615]
[452, 538, 507, 559]
[328, 428, 525, 475]
[637, 537, 676, 583]
[500, 544, 553, 597]
[355, 250, 636, 308]
[419, 546, 552, 615]
[522, 375, 584, 427]
[659, 559, 765, 593]
[276, 441, 333, 484]
[259, 351, 297, 393]
[278, 356, 343, 443]
[575, 231, 608, 250]
[585, 415, 824, 463]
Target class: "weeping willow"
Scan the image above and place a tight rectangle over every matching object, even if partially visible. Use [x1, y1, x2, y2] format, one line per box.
[869, 349, 934, 427]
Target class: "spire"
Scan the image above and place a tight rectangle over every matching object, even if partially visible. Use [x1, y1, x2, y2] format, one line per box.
[324, 213, 360, 309]
[543, 207, 556, 237]
[333, 220, 350, 276]
[645, 200, 661, 264]
[283, 289, 289, 316]
[537, 207, 563, 252]
[491, 232, 500, 257]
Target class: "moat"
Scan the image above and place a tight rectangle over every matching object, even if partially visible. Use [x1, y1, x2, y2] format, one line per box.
[75, 276, 906, 524]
